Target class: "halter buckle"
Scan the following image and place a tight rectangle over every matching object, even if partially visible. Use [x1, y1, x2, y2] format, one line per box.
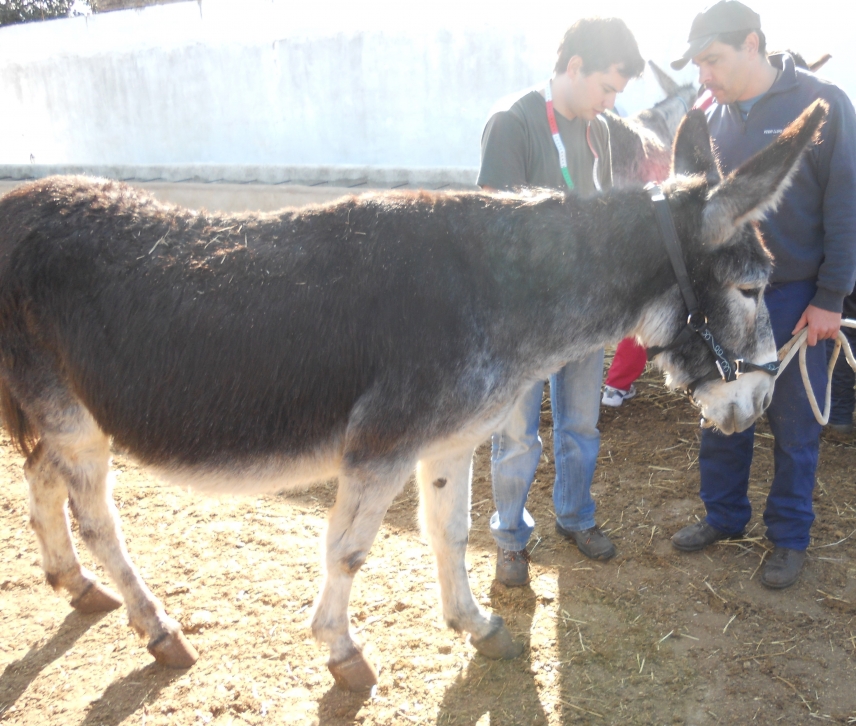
[688, 311, 707, 329]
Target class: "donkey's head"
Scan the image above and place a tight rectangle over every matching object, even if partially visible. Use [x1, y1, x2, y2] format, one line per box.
[647, 60, 699, 142]
[642, 100, 827, 434]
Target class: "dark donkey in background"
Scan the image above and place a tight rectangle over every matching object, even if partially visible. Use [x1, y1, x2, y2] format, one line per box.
[0, 101, 826, 691]
[606, 61, 697, 187]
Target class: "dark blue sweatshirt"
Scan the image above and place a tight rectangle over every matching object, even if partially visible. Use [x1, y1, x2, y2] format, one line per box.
[705, 53, 856, 313]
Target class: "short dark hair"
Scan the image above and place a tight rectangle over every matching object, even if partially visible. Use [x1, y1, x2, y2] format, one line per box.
[554, 17, 645, 78]
[716, 28, 767, 55]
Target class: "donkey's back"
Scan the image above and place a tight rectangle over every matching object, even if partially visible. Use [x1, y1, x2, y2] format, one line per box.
[0, 177, 507, 477]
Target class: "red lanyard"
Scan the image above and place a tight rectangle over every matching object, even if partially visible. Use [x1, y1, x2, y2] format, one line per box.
[545, 80, 575, 190]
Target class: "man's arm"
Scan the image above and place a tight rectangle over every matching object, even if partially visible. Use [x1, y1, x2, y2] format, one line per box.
[477, 111, 529, 190]
[796, 91, 856, 344]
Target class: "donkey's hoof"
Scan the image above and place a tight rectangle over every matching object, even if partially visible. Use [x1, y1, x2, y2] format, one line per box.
[470, 620, 524, 660]
[148, 631, 199, 668]
[328, 650, 378, 691]
[70, 582, 123, 614]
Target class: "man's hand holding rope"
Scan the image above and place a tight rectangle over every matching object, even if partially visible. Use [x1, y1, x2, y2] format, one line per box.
[792, 304, 842, 346]
[775, 311, 856, 425]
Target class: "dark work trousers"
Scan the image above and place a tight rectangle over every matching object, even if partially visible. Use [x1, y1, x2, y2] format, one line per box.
[826, 325, 856, 426]
[698, 280, 826, 550]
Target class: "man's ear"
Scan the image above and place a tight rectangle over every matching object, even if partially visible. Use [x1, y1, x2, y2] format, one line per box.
[743, 31, 760, 58]
[565, 55, 584, 77]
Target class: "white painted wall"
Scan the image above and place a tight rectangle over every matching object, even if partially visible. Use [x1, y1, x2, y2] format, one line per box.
[0, 0, 851, 170]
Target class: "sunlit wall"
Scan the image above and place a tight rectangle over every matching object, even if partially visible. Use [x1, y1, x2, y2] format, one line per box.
[0, 0, 848, 169]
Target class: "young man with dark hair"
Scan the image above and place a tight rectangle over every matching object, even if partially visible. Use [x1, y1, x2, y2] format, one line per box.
[670, 0, 856, 589]
[477, 17, 644, 587]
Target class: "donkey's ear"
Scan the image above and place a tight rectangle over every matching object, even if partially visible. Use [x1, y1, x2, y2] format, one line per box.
[649, 60, 680, 98]
[672, 109, 722, 182]
[809, 53, 832, 73]
[702, 99, 828, 247]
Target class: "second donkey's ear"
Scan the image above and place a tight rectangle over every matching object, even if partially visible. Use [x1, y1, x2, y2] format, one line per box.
[702, 99, 828, 247]
[649, 60, 681, 98]
[672, 109, 722, 183]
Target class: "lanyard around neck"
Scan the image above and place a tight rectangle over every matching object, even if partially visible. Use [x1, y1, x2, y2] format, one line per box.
[545, 79, 575, 191]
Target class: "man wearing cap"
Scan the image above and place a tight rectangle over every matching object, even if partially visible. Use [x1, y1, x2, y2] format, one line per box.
[477, 18, 644, 586]
[670, 1, 856, 588]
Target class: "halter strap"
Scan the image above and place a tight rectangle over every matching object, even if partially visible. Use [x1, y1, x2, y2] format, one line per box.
[648, 185, 698, 314]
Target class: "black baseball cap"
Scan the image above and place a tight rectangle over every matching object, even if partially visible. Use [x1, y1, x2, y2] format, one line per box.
[671, 1, 762, 70]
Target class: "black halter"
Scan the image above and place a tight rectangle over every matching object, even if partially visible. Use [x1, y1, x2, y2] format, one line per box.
[644, 185, 779, 394]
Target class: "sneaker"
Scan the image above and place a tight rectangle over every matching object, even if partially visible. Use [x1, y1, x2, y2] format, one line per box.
[495, 547, 530, 587]
[760, 547, 806, 589]
[671, 521, 743, 552]
[555, 522, 617, 560]
[602, 384, 637, 408]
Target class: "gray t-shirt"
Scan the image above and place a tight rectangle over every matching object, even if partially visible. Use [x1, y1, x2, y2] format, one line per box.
[477, 89, 613, 194]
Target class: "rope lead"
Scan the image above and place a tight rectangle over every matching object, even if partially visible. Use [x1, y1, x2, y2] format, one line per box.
[775, 318, 856, 425]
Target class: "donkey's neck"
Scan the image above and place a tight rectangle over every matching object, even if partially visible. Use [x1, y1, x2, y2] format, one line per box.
[477, 191, 677, 370]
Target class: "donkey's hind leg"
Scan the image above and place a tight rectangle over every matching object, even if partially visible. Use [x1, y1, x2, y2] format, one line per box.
[25, 440, 122, 613]
[38, 405, 197, 668]
[311, 458, 413, 691]
[417, 449, 523, 659]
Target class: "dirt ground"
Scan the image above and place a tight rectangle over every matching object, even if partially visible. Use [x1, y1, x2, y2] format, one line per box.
[1, 357, 855, 726]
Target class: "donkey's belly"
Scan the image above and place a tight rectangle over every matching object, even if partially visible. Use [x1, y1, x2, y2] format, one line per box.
[150, 443, 345, 496]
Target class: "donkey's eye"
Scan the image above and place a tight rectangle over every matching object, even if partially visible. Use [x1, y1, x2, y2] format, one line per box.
[738, 286, 762, 299]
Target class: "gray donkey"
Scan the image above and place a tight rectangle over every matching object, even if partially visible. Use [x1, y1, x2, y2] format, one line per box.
[0, 101, 826, 691]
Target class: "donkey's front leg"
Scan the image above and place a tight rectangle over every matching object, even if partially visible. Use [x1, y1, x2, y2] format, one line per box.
[311, 460, 412, 691]
[417, 450, 524, 660]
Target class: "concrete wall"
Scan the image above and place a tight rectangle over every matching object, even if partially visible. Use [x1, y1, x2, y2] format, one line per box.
[2, 0, 851, 176]
[0, 0, 703, 171]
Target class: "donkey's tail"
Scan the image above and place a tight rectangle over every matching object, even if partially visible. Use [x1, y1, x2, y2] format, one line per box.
[0, 380, 37, 456]
[0, 184, 41, 457]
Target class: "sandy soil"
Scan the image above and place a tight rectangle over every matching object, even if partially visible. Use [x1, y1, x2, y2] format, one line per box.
[1, 360, 855, 726]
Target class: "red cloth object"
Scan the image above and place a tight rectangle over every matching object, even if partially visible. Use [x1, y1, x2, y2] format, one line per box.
[605, 337, 648, 390]
[693, 89, 716, 112]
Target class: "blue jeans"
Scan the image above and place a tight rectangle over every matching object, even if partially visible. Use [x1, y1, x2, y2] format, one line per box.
[489, 348, 603, 551]
[699, 280, 826, 550]
[826, 323, 856, 426]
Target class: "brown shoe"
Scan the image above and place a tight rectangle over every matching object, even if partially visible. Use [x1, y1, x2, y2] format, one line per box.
[495, 547, 530, 587]
[760, 547, 806, 589]
[555, 523, 616, 560]
[671, 521, 743, 552]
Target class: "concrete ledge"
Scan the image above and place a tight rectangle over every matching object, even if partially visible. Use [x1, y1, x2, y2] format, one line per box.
[0, 164, 480, 188]
[0, 166, 482, 213]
